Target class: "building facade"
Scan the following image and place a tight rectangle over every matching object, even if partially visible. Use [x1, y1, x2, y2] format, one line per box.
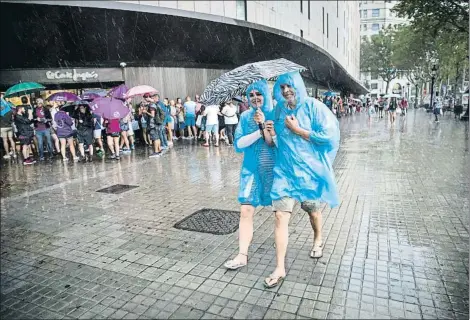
[1, 0, 367, 99]
[359, 0, 409, 98]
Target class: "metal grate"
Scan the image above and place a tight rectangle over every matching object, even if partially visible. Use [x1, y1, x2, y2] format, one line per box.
[96, 184, 139, 194]
[174, 208, 240, 235]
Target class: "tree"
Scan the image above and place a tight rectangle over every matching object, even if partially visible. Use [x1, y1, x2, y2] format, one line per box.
[392, 0, 469, 37]
[360, 27, 398, 93]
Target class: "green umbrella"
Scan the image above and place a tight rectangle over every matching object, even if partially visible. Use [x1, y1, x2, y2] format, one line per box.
[4, 82, 45, 98]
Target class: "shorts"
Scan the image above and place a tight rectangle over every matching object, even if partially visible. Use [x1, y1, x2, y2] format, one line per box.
[0, 127, 13, 138]
[77, 131, 93, 145]
[185, 115, 196, 127]
[205, 124, 218, 134]
[18, 134, 33, 146]
[108, 132, 120, 138]
[93, 129, 102, 139]
[178, 121, 186, 130]
[141, 122, 148, 129]
[272, 197, 321, 213]
[149, 129, 159, 141]
[120, 123, 129, 131]
[58, 133, 74, 139]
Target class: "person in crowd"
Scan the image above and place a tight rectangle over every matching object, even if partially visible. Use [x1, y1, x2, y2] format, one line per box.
[92, 112, 104, 158]
[183, 96, 198, 139]
[388, 97, 398, 125]
[169, 99, 178, 141]
[48, 101, 61, 154]
[224, 79, 276, 271]
[138, 102, 150, 146]
[155, 94, 168, 149]
[163, 98, 173, 147]
[125, 99, 136, 150]
[144, 94, 163, 158]
[33, 98, 54, 161]
[433, 92, 442, 123]
[176, 98, 186, 139]
[54, 107, 78, 162]
[104, 117, 121, 160]
[400, 97, 408, 116]
[238, 96, 250, 115]
[119, 111, 132, 155]
[221, 100, 239, 146]
[1, 98, 16, 159]
[378, 97, 385, 118]
[197, 105, 207, 141]
[202, 104, 220, 147]
[14, 105, 36, 165]
[75, 104, 94, 162]
[218, 104, 227, 144]
[264, 72, 340, 288]
[17, 96, 37, 158]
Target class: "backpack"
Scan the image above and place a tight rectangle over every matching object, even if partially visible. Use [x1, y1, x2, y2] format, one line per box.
[154, 106, 165, 125]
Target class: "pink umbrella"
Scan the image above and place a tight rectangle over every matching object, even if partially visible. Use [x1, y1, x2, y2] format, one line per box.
[90, 97, 130, 119]
[126, 85, 158, 98]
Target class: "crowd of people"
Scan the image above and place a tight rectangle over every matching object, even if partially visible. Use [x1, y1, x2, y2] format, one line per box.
[0, 92, 252, 165]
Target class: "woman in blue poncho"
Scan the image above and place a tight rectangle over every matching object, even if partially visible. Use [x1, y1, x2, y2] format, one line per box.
[224, 79, 277, 270]
[264, 71, 340, 288]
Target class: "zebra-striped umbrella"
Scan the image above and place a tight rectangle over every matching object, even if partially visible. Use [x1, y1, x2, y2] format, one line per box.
[200, 58, 306, 105]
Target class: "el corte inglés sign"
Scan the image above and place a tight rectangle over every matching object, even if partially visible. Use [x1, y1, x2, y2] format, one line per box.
[46, 69, 99, 82]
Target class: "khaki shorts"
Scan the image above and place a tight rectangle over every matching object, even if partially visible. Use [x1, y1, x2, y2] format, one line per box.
[272, 197, 321, 213]
[0, 127, 13, 138]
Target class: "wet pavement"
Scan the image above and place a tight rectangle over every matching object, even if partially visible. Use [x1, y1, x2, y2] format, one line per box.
[0, 110, 468, 319]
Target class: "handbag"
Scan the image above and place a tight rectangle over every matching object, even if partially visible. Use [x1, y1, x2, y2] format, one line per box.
[396, 107, 402, 114]
[196, 115, 202, 127]
[131, 120, 139, 131]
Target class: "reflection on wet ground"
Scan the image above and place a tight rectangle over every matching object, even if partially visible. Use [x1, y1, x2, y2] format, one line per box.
[0, 110, 468, 319]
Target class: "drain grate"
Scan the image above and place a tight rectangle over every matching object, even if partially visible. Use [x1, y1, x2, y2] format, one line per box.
[174, 208, 240, 235]
[96, 184, 139, 194]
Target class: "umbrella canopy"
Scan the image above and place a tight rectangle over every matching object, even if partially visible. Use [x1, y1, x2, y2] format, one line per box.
[80, 92, 101, 101]
[4, 82, 45, 98]
[350, 98, 362, 103]
[324, 91, 336, 97]
[200, 58, 306, 105]
[61, 100, 90, 114]
[108, 84, 129, 100]
[1, 98, 14, 116]
[126, 85, 158, 98]
[83, 89, 107, 97]
[47, 91, 80, 102]
[90, 97, 129, 119]
[383, 93, 402, 98]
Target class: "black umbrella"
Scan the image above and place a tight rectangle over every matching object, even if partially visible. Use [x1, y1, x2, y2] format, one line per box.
[61, 100, 90, 114]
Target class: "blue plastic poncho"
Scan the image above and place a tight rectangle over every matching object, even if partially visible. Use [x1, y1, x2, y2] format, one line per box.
[234, 79, 276, 207]
[271, 72, 340, 207]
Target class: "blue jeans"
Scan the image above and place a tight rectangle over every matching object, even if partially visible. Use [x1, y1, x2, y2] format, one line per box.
[36, 129, 53, 158]
[156, 125, 168, 147]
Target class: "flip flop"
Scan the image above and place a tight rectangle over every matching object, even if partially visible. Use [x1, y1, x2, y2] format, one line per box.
[310, 242, 324, 259]
[264, 274, 285, 289]
[224, 259, 246, 270]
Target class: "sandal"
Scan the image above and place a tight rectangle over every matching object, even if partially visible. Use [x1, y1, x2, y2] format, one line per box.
[310, 242, 323, 259]
[264, 274, 285, 289]
[224, 253, 247, 270]
[214, 144, 219, 147]
[202, 143, 209, 147]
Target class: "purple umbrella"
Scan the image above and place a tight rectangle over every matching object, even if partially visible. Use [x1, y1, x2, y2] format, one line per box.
[90, 97, 130, 119]
[80, 92, 101, 101]
[46, 91, 80, 102]
[108, 84, 129, 100]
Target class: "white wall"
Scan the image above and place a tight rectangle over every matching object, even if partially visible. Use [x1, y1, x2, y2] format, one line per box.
[117, 0, 361, 80]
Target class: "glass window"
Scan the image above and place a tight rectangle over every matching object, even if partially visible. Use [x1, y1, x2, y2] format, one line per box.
[371, 83, 378, 89]
[371, 72, 378, 80]
[322, 7, 325, 34]
[363, 24, 368, 31]
[372, 9, 380, 17]
[300, 0, 303, 13]
[363, 9, 368, 18]
[372, 23, 379, 31]
[236, 0, 246, 20]
[300, 29, 304, 38]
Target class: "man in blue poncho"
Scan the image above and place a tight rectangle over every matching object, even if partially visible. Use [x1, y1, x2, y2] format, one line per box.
[264, 72, 340, 288]
[223, 79, 277, 270]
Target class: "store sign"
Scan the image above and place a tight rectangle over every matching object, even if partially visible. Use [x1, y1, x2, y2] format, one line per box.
[45, 69, 98, 82]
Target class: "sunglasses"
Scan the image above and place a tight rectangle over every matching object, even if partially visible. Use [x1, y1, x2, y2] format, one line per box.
[249, 92, 263, 98]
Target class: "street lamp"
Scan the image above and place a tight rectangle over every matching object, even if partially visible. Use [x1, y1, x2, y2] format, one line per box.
[406, 82, 410, 99]
[429, 64, 438, 111]
[119, 62, 127, 84]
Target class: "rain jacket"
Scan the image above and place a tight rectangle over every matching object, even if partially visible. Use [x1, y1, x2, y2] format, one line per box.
[14, 113, 34, 137]
[75, 111, 94, 133]
[271, 72, 340, 207]
[54, 111, 74, 137]
[234, 79, 276, 207]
